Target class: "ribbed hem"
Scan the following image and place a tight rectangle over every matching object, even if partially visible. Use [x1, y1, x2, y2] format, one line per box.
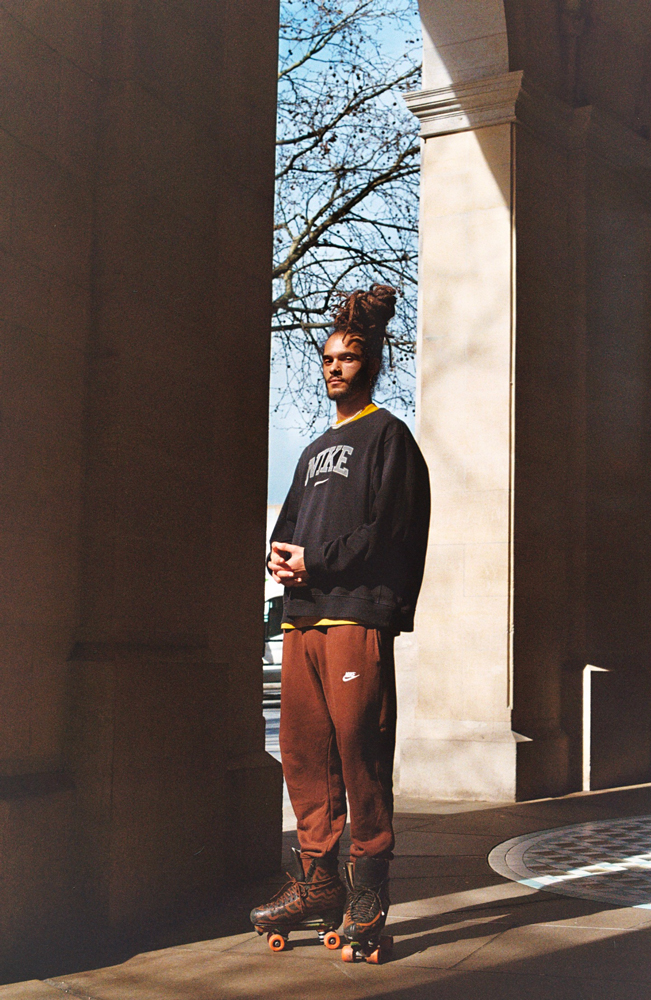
[282, 594, 412, 632]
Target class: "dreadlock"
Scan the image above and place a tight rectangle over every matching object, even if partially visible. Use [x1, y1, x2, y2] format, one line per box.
[331, 284, 397, 379]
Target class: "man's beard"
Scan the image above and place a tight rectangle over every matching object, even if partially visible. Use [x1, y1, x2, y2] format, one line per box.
[326, 364, 371, 401]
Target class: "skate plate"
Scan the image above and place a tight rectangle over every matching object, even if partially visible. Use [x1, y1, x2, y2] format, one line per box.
[255, 923, 341, 953]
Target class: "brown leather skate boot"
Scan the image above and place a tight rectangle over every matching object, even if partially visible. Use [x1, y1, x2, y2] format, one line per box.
[250, 848, 346, 952]
[341, 856, 393, 964]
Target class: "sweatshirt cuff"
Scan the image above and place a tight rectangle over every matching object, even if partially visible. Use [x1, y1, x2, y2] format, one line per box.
[303, 544, 326, 580]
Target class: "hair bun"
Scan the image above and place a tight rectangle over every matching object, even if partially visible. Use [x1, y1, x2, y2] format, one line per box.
[330, 282, 398, 381]
[368, 284, 396, 325]
[331, 283, 397, 358]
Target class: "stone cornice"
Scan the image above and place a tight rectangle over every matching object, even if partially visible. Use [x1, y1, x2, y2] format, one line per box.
[516, 78, 651, 172]
[405, 70, 651, 173]
[514, 78, 585, 149]
[404, 71, 524, 138]
[586, 107, 651, 173]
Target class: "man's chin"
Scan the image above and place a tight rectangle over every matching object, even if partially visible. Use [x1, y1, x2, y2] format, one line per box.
[326, 385, 351, 401]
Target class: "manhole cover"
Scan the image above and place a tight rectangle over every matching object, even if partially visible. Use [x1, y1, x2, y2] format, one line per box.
[488, 816, 651, 908]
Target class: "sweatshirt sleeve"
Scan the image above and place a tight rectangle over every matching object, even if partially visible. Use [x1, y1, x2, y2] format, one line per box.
[267, 457, 304, 572]
[302, 426, 430, 581]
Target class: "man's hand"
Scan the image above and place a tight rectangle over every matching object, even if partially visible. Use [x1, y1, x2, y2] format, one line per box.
[269, 541, 309, 587]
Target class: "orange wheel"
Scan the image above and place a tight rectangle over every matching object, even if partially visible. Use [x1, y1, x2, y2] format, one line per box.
[323, 930, 341, 950]
[366, 946, 383, 965]
[341, 944, 356, 962]
[267, 932, 286, 952]
[381, 935, 394, 952]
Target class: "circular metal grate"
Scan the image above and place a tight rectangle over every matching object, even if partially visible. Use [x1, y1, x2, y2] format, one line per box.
[488, 816, 651, 908]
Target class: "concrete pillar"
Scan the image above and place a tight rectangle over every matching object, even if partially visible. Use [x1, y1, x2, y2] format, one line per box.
[0, 0, 281, 978]
[398, 74, 520, 802]
[398, 0, 651, 802]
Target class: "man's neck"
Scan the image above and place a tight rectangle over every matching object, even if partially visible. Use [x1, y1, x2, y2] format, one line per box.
[335, 392, 372, 423]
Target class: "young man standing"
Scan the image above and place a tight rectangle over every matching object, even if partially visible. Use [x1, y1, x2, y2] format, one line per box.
[251, 285, 430, 962]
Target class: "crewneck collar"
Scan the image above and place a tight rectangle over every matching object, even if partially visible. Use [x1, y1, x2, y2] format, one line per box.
[332, 402, 378, 429]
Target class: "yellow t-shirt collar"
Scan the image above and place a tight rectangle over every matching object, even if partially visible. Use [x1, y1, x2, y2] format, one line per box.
[332, 402, 378, 429]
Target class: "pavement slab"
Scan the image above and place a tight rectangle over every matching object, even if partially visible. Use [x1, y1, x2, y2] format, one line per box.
[392, 831, 499, 856]
[1, 785, 651, 998]
[0, 987, 64, 1000]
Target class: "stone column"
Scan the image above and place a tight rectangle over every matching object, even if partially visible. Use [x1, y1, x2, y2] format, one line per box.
[397, 67, 651, 802]
[68, 0, 283, 940]
[397, 74, 522, 801]
[0, 0, 282, 976]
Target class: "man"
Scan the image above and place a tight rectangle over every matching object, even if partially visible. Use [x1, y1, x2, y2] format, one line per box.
[251, 284, 430, 962]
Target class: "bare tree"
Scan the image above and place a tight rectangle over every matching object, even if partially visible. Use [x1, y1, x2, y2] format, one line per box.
[272, 0, 421, 427]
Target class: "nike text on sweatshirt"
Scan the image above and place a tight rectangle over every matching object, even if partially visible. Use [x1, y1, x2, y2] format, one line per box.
[270, 407, 431, 632]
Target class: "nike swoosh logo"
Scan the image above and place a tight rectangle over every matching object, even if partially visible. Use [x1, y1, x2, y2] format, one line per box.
[314, 479, 329, 486]
[342, 672, 360, 682]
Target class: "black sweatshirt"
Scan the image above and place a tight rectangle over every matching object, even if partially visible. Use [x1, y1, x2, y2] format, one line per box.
[270, 407, 431, 632]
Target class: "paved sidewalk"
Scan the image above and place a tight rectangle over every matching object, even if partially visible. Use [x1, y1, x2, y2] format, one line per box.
[5, 785, 651, 999]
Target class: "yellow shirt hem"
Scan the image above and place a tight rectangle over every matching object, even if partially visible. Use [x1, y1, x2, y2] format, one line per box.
[282, 618, 360, 630]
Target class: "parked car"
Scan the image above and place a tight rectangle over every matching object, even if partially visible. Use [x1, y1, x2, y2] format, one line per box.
[263, 580, 283, 705]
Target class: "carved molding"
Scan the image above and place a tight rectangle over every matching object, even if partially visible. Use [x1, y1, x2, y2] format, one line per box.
[405, 70, 651, 173]
[517, 78, 651, 173]
[404, 70, 523, 138]
[514, 77, 585, 149]
[583, 107, 651, 173]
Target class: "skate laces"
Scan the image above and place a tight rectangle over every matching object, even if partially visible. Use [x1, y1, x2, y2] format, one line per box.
[348, 886, 381, 922]
[271, 874, 308, 906]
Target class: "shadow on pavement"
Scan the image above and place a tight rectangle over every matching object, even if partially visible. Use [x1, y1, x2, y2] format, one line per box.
[20, 782, 651, 988]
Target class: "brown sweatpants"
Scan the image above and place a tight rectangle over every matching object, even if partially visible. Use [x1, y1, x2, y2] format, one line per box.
[279, 625, 396, 860]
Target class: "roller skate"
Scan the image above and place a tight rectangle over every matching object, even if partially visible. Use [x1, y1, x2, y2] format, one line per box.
[250, 848, 345, 953]
[341, 856, 393, 964]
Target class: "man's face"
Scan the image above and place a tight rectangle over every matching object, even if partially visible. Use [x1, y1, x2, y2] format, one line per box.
[322, 333, 370, 402]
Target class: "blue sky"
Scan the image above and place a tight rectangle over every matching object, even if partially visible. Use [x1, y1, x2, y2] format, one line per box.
[267, 0, 421, 506]
[268, 421, 311, 505]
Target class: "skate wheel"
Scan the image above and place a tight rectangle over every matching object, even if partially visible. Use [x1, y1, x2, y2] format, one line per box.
[366, 945, 384, 964]
[267, 932, 286, 952]
[323, 930, 341, 950]
[341, 944, 357, 963]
